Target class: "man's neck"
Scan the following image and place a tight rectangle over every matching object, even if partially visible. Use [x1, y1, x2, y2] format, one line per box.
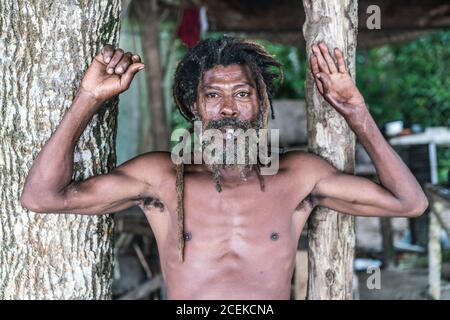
[204, 164, 256, 182]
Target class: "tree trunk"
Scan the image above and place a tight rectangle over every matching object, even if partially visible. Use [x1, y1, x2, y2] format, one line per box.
[139, 0, 170, 151]
[0, 0, 121, 299]
[302, 0, 358, 300]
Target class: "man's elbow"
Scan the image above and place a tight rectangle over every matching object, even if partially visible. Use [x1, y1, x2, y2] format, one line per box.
[20, 190, 45, 213]
[20, 189, 62, 213]
[403, 196, 429, 218]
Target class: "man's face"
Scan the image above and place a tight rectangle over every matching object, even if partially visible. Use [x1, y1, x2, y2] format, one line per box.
[192, 64, 263, 178]
[195, 64, 259, 124]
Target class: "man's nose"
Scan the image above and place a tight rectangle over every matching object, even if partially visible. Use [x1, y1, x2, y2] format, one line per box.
[220, 102, 238, 118]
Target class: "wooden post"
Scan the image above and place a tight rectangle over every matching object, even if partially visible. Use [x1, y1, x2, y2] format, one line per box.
[380, 217, 396, 268]
[425, 184, 450, 300]
[302, 0, 358, 299]
[139, 0, 170, 151]
[429, 207, 441, 299]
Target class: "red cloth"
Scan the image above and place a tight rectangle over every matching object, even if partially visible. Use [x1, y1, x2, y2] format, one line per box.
[177, 7, 200, 48]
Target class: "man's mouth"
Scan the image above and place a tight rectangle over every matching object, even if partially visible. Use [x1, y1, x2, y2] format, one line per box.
[221, 127, 237, 140]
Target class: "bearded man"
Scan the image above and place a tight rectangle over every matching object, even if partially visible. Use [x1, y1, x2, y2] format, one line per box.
[21, 36, 428, 299]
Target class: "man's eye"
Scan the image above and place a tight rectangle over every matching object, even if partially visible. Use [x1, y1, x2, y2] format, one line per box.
[206, 93, 219, 98]
[236, 92, 250, 98]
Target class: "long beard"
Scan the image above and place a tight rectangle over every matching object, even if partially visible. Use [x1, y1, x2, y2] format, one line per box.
[200, 113, 264, 190]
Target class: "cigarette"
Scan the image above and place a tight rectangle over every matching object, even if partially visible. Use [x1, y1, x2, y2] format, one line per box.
[226, 128, 234, 140]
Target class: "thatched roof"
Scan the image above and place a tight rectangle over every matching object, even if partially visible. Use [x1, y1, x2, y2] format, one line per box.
[127, 0, 450, 47]
[202, 0, 450, 47]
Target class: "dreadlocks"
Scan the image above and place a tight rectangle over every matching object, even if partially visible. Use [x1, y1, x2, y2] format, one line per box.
[173, 36, 283, 262]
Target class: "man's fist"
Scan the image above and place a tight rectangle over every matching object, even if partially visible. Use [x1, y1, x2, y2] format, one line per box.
[80, 44, 145, 102]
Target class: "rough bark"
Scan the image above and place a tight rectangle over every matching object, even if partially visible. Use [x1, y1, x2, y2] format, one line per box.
[302, 0, 358, 300]
[0, 0, 121, 299]
[139, 0, 170, 151]
[294, 250, 308, 300]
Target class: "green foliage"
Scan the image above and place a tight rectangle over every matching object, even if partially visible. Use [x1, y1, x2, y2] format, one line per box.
[356, 31, 450, 128]
[356, 31, 450, 182]
[255, 40, 307, 100]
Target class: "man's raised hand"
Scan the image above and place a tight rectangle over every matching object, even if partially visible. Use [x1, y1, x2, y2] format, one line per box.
[80, 44, 145, 102]
[310, 42, 366, 118]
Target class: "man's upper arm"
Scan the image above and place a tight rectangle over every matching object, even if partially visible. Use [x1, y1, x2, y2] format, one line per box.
[293, 151, 408, 217]
[57, 152, 171, 215]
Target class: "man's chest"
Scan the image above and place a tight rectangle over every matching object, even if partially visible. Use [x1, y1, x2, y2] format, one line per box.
[141, 170, 313, 250]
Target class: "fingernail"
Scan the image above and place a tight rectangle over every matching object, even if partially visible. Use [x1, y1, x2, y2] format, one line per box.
[116, 67, 123, 73]
[105, 57, 110, 63]
[316, 73, 321, 78]
[107, 68, 113, 74]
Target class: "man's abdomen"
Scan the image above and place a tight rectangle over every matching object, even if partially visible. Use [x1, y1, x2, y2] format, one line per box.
[159, 218, 298, 300]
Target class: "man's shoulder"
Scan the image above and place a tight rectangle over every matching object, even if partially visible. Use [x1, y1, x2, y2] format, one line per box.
[278, 151, 338, 198]
[131, 151, 173, 165]
[281, 150, 321, 167]
[116, 151, 176, 182]
[280, 150, 336, 176]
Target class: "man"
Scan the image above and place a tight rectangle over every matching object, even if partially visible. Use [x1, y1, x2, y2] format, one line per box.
[21, 37, 428, 299]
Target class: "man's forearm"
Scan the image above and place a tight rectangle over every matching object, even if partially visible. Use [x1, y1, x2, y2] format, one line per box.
[348, 106, 427, 209]
[22, 90, 102, 200]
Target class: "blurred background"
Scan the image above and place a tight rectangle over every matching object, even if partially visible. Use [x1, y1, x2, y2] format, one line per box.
[111, 0, 450, 300]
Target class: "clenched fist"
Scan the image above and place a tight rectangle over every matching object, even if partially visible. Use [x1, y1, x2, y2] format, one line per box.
[80, 44, 145, 102]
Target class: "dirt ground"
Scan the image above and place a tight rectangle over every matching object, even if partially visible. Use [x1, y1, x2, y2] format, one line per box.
[357, 266, 450, 300]
[355, 215, 450, 300]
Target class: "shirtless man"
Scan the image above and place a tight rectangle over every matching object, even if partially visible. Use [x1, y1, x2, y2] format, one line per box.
[20, 37, 428, 300]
